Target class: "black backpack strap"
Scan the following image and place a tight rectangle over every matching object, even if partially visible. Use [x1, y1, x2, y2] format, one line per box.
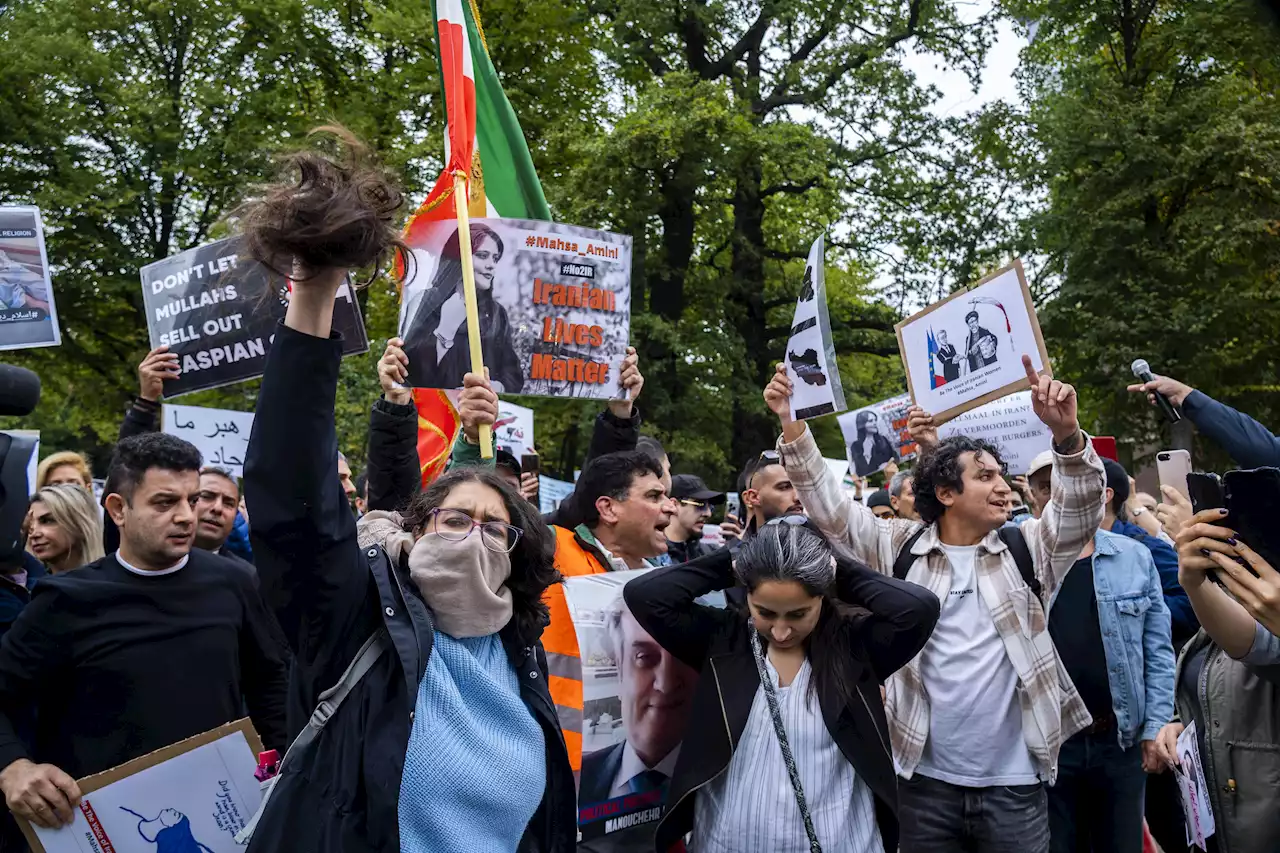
[892, 528, 929, 580]
[997, 525, 1041, 600]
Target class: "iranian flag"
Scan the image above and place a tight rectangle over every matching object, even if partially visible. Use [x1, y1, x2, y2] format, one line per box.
[403, 0, 551, 485]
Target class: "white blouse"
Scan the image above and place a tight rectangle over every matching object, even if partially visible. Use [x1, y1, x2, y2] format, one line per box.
[691, 657, 883, 853]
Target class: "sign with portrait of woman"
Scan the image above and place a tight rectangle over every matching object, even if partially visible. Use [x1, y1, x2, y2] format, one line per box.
[398, 219, 632, 401]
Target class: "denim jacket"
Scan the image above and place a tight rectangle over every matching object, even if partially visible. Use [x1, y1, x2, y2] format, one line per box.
[1051, 530, 1175, 748]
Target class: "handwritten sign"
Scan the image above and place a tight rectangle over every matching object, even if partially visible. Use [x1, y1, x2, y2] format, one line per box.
[162, 405, 254, 478]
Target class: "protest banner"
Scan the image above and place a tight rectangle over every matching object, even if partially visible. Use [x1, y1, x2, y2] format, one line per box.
[784, 235, 846, 421]
[0, 207, 61, 351]
[936, 390, 1052, 475]
[398, 219, 631, 400]
[565, 569, 715, 840]
[140, 236, 368, 397]
[838, 394, 918, 479]
[538, 475, 575, 516]
[896, 260, 1049, 425]
[495, 400, 535, 459]
[21, 719, 263, 853]
[162, 405, 255, 478]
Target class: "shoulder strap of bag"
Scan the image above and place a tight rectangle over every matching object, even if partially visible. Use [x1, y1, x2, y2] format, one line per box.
[997, 525, 1041, 600]
[748, 626, 823, 853]
[234, 629, 390, 845]
[892, 528, 929, 581]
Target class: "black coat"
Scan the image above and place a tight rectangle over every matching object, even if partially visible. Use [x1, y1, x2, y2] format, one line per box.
[623, 548, 940, 853]
[402, 285, 524, 393]
[244, 323, 576, 853]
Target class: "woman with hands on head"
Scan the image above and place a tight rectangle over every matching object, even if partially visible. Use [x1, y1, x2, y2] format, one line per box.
[1151, 508, 1280, 853]
[237, 126, 575, 853]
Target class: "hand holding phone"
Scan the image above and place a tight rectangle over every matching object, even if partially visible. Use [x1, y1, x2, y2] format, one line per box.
[1156, 449, 1192, 500]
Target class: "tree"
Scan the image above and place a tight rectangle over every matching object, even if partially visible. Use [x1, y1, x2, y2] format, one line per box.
[1011, 0, 1280, 467]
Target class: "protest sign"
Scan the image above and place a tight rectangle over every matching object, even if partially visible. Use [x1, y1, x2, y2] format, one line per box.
[398, 219, 631, 400]
[565, 569, 708, 840]
[140, 236, 368, 397]
[495, 400, 535, 459]
[0, 207, 61, 351]
[1174, 721, 1215, 850]
[162, 405, 254, 478]
[784, 235, 845, 421]
[896, 260, 1049, 425]
[538, 475, 575, 516]
[936, 390, 1052, 475]
[838, 394, 918, 479]
[21, 719, 263, 853]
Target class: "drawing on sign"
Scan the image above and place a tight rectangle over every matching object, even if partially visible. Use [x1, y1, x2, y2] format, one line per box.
[783, 235, 845, 421]
[787, 348, 828, 387]
[121, 807, 216, 853]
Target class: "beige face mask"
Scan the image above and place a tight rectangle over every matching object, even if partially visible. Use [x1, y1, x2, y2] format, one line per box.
[408, 532, 514, 638]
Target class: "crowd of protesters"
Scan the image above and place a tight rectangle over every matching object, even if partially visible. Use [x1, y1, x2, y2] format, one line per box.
[0, 126, 1275, 853]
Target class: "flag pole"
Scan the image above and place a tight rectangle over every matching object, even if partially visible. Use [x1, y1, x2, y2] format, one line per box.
[453, 169, 493, 458]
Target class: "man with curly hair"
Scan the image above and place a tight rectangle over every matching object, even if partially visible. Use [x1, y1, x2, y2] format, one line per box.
[764, 355, 1106, 853]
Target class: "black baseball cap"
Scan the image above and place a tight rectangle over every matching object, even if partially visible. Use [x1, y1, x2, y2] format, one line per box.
[671, 474, 725, 504]
[867, 489, 893, 510]
[495, 449, 522, 479]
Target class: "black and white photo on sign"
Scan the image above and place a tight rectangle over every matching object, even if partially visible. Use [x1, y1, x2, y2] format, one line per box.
[398, 218, 632, 401]
[837, 394, 912, 478]
[895, 259, 1049, 425]
[0, 206, 61, 351]
[784, 234, 845, 421]
[140, 236, 368, 397]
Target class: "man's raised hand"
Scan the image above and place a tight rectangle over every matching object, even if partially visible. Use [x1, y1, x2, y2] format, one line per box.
[608, 346, 643, 419]
[763, 363, 794, 423]
[1022, 354, 1081, 448]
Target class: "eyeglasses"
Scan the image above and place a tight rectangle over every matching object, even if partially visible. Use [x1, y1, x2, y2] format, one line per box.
[428, 507, 523, 553]
[747, 450, 782, 489]
[676, 498, 712, 511]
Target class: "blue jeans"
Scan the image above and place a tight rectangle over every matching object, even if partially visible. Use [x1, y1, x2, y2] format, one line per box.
[899, 773, 1050, 853]
[1047, 730, 1147, 853]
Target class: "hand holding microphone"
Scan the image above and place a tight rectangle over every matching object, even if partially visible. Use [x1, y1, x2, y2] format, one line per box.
[1128, 359, 1188, 424]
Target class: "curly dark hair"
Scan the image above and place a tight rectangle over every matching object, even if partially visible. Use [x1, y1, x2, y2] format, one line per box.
[403, 467, 561, 645]
[912, 436, 1007, 524]
[106, 433, 203, 505]
[236, 125, 408, 285]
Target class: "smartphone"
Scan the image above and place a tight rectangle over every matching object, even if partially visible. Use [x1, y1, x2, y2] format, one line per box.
[1187, 472, 1225, 514]
[724, 493, 742, 522]
[1223, 468, 1280, 578]
[1156, 449, 1193, 500]
[520, 453, 539, 476]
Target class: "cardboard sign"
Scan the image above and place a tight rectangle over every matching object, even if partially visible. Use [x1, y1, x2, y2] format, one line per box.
[0, 207, 61, 351]
[140, 236, 368, 397]
[21, 720, 264, 853]
[838, 394, 918, 479]
[399, 219, 631, 399]
[936, 390, 1052, 476]
[162, 405, 254, 478]
[896, 260, 1050, 424]
[785, 235, 846, 421]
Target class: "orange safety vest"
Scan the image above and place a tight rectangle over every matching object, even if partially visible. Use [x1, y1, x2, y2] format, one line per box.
[543, 525, 609, 772]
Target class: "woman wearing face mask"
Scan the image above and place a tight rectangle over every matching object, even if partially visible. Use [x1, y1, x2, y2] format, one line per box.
[400, 223, 524, 394]
[624, 519, 940, 853]
[236, 127, 575, 853]
[23, 484, 104, 574]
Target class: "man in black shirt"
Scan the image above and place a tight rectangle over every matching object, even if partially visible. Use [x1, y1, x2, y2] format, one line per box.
[0, 433, 288, 830]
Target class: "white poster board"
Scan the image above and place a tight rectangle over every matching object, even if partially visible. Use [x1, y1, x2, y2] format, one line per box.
[538, 475, 575, 516]
[936, 390, 1051, 476]
[785, 235, 846, 421]
[162, 405, 255, 478]
[24, 721, 263, 853]
[1174, 722, 1215, 850]
[838, 393, 918, 479]
[0, 207, 62, 351]
[494, 400, 535, 459]
[895, 260, 1049, 424]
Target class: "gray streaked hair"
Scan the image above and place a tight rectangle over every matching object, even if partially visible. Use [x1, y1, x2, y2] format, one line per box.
[889, 470, 913, 499]
[732, 522, 835, 596]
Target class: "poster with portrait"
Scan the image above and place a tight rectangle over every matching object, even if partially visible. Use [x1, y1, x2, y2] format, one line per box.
[895, 260, 1049, 425]
[20, 720, 263, 853]
[1174, 722, 1215, 850]
[837, 393, 918, 478]
[139, 236, 369, 397]
[398, 219, 631, 401]
[0, 207, 62, 351]
[564, 570, 719, 840]
[935, 391, 1052, 476]
[784, 235, 846, 421]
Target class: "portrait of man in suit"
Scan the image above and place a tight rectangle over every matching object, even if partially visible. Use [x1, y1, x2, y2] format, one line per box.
[935, 329, 961, 382]
[578, 591, 697, 806]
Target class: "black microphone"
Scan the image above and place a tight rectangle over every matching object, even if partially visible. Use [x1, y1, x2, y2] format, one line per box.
[0, 364, 40, 417]
[1131, 359, 1182, 424]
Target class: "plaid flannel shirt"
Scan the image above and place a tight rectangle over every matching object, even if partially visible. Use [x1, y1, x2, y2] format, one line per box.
[777, 426, 1106, 784]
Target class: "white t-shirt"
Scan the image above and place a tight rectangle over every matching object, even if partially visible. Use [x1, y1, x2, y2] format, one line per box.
[914, 544, 1039, 787]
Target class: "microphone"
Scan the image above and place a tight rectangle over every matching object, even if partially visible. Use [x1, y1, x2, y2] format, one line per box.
[0, 364, 40, 417]
[1131, 359, 1182, 424]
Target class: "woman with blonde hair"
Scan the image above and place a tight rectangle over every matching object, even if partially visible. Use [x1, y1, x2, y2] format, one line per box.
[35, 452, 93, 491]
[24, 484, 104, 574]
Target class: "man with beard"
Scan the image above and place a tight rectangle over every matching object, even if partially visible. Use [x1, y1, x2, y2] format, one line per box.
[193, 468, 255, 571]
[664, 475, 724, 564]
[963, 311, 1000, 371]
[739, 450, 806, 537]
